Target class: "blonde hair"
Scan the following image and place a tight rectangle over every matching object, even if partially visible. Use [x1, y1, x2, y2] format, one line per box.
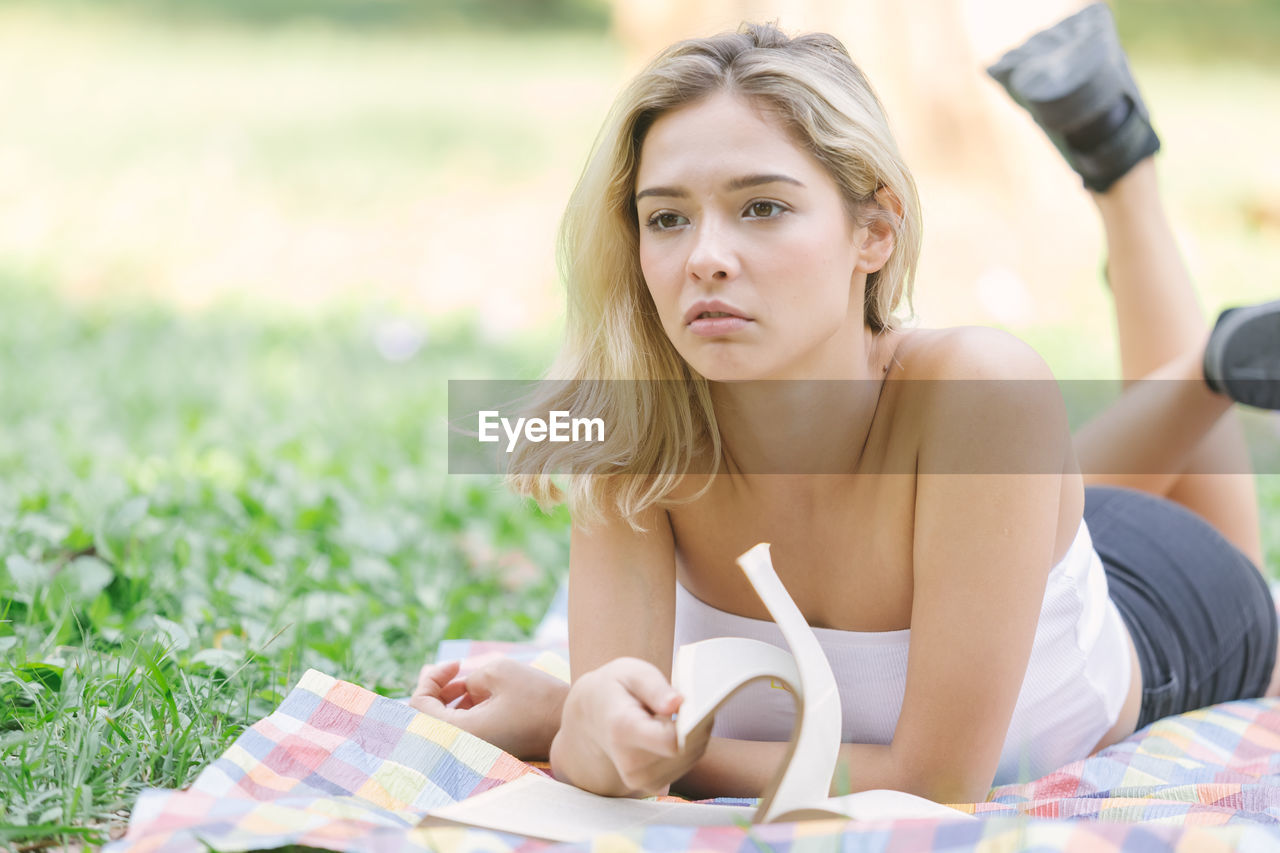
[508, 21, 922, 527]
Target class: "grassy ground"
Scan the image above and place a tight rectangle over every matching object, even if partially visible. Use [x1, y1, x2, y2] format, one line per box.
[2, 1, 1280, 848]
[0, 282, 569, 844]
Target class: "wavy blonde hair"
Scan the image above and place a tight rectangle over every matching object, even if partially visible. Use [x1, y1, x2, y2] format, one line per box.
[508, 21, 922, 527]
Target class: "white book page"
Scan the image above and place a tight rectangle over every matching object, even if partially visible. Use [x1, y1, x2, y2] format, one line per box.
[734, 543, 843, 822]
[418, 773, 755, 843]
[775, 789, 976, 822]
[675, 545, 974, 825]
[672, 636, 801, 749]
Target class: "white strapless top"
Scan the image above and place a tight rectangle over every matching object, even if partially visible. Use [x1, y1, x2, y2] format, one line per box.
[673, 519, 1131, 785]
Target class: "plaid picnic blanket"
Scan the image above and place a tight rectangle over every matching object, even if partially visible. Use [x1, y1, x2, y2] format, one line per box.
[106, 636, 1280, 853]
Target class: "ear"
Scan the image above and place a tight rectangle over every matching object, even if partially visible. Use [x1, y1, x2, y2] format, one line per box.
[853, 186, 901, 275]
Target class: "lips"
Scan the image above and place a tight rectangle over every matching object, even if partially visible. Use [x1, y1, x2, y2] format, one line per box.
[682, 299, 753, 338]
[682, 300, 752, 326]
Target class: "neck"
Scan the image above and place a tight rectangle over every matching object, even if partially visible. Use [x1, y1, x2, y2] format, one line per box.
[710, 329, 896, 478]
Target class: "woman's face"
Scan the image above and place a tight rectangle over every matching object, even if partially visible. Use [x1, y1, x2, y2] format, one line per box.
[635, 91, 883, 381]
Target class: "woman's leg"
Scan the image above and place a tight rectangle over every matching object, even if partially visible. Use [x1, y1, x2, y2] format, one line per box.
[1071, 159, 1262, 567]
[986, 3, 1267, 566]
[991, 3, 1280, 702]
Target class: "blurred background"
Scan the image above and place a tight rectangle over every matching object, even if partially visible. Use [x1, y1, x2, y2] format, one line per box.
[1, 0, 1278, 838]
[3, 0, 1279, 361]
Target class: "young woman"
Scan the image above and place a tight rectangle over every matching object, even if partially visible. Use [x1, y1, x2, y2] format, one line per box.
[411, 8, 1280, 804]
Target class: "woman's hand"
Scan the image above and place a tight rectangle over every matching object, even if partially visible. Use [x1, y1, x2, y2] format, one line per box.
[549, 657, 712, 798]
[409, 658, 568, 760]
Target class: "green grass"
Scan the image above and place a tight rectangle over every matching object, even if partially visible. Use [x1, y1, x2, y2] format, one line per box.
[0, 281, 569, 843]
[0, 9, 604, 843]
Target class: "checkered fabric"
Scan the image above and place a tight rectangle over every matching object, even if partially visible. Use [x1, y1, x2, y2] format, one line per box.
[106, 652, 1280, 853]
[105, 669, 543, 853]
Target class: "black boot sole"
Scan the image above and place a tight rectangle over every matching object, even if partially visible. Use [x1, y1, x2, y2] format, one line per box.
[1204, 300, 1280, 410]
[987, 3, 1161, 193]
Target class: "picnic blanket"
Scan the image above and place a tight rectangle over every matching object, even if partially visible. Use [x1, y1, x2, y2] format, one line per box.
[106, 634, 1280, 853]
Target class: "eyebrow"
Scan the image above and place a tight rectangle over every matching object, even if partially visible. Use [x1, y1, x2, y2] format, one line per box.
[634, 173, 805, 202]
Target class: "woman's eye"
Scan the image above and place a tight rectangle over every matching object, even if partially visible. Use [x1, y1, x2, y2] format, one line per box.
[745, 200, 786, 219]
[646, 212, 688, 231]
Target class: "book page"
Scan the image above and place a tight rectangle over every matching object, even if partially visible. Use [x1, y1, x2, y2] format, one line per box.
[418, 773, 755, 843]
[775, 789, 976, 822]
[672, 635, 801, 749]
[734, 543, 843, 822]
[672, 544, 974, 825]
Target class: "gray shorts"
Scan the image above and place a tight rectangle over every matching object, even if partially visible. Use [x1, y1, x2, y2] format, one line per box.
[1086, 486, 1277, 730]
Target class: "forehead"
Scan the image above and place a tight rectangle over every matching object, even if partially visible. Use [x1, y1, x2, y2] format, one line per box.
[636, 91, 823, 188]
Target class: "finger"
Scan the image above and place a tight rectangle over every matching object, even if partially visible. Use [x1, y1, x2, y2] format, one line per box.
[620, 726, 709, 796]
[417, 660, 461, 695]
[617, 768, 670, 799]
[613, 708, 679, 758]
[414, 670, 446, 700]
[408, 693, 450, 718]
[613, 660, 681, 717]
[439, 679, 469, 705]
[618, 751, 680, 797]
[464, 668, 494, 703]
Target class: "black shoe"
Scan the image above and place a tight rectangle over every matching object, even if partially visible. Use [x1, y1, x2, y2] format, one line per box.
[1203, 300, 1280, 410]
[987, 3, 1160, 193]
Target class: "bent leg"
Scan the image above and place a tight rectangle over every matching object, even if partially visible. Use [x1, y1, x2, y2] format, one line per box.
[987, 5, 1267, 567]
[1074, 161, 1262, 566]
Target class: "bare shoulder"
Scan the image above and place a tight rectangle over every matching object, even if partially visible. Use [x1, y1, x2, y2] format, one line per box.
[892, 327, 1071, 476]
[893, 326, 1055, 382]
[890, 326, 1070, 466]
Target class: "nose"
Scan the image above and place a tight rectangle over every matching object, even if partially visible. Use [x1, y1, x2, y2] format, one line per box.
[686, 218, 739, 284]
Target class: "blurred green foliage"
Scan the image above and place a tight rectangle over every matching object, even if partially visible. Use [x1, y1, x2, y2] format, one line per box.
[7, 0, 1280, 58]
[1116, 0, 1280, 66]
[0, 278, 569, 838]
[0, 0, 611, 30]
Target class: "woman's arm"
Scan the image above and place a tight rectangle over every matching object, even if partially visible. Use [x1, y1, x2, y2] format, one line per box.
[565, 502, 678, 681]
[678, 738, 896, 800]
[890, 325, 1070, 799]
[893, 328, 1074, 802]
[550, 499, 707, 796]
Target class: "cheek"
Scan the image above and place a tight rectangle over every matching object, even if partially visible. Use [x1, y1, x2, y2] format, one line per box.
[769, 229, 857, 307]
[638, 242, 655, 288]
[810, 223, 861, 291]
[639, 242, 678, 307]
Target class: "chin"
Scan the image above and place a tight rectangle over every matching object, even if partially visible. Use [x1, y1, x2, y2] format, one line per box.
[674, 338, 777, 382]
[687, 359, 771, 384]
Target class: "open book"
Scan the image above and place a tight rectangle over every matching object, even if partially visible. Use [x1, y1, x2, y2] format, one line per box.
[419, 543, 973, 842]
